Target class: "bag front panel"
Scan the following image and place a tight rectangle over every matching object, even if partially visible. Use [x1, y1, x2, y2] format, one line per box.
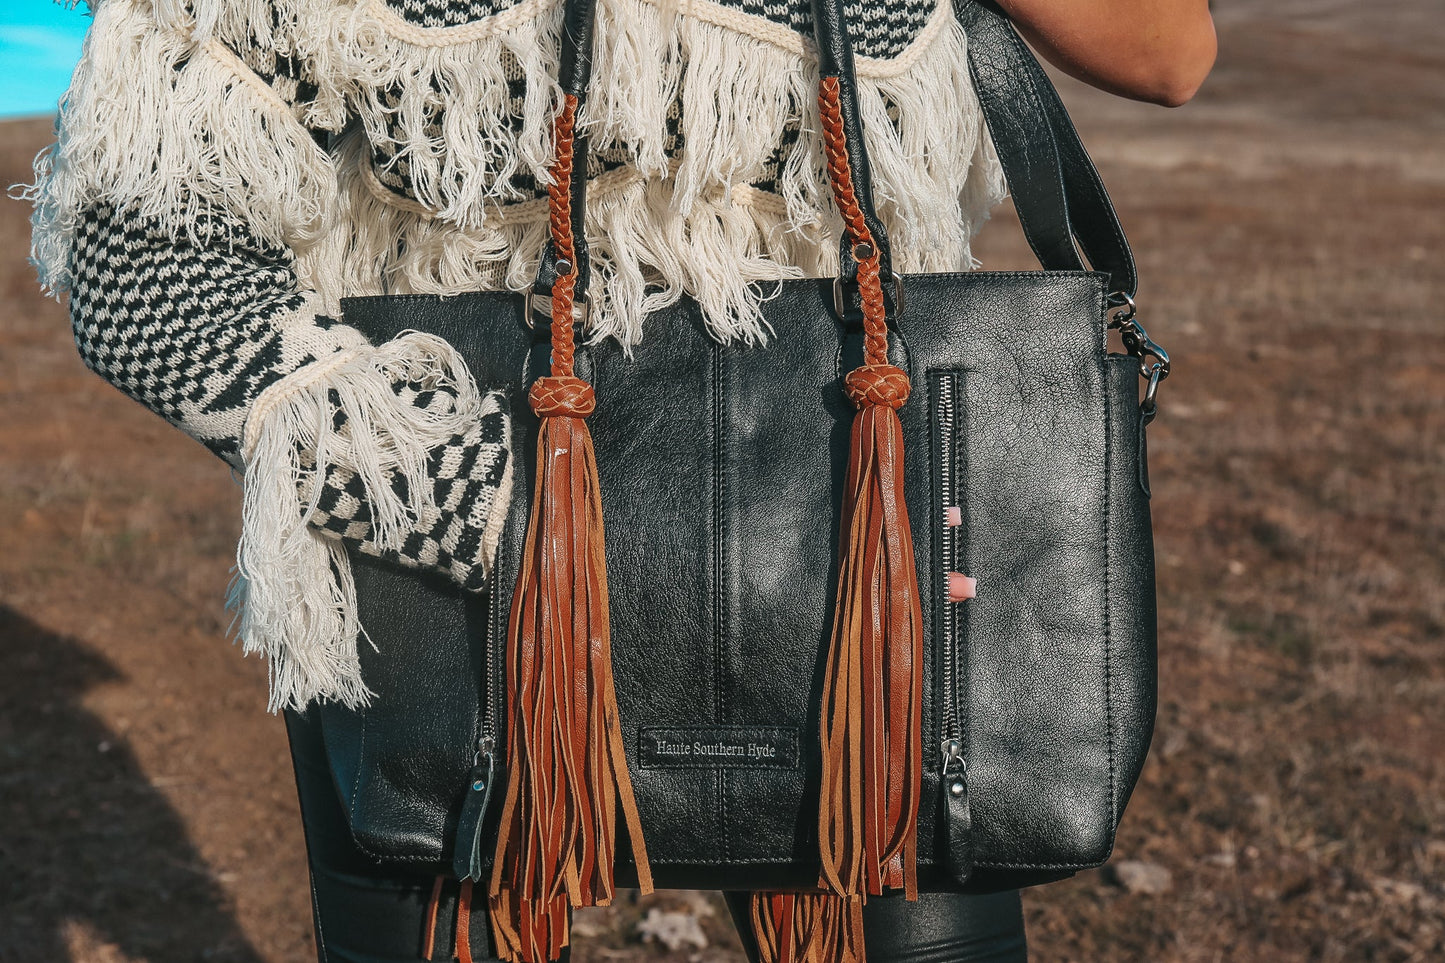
[333, 272, 1153, 885]
[901, 275, 1116, 870]
[584, 312, 734, 865]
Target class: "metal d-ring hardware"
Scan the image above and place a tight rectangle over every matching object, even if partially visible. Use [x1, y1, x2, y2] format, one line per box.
[526, 290, 592, 331]
[833, 269, 906, 321]
[1106, 290, 1136, 321]
[1108, 292, 1170, 418]
[1141, 364, 1163, 426]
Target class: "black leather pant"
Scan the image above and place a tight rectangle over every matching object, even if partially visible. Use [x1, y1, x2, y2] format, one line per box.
[285, 710, 1027, 963]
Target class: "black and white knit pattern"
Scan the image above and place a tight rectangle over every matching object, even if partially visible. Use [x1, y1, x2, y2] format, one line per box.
[366, 0, 932, 207]
[731, 0, 934, 56]
[837, 0, 936, 59]
[309, 390, 511, 591]
[69, 204, 317, 465]
[387, 0, 532, 28]
[382, 0, 933, 57]
[68, 203, 512, 592]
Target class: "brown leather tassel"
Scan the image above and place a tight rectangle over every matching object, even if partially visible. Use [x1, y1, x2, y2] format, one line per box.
[422, 875, 445, 960]
[817, 73, 925, 904]
[486, 93, 653, 963]
[456, 879, 474, 963]
[749, 891, 865, 963]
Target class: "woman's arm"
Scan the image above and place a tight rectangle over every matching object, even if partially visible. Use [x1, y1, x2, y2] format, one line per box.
[995, 0, 1217, 107]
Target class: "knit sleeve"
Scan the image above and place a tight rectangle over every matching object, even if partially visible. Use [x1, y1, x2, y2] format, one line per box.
[23, 0, 513, 711]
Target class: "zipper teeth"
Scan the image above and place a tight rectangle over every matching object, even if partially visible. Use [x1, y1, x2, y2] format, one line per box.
[939, 373, 962, 748]
[480, 551, 501, 751]
[713, 342, 725, 726]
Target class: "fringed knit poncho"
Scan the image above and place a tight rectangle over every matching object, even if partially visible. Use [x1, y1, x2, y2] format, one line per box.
[24, 0, 1006, 710]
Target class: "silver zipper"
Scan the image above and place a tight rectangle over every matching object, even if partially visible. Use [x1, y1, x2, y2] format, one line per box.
[935, 371, 973, 882]
[480, 556, 502, 755]
[937, 371, 965, 775]
[455, 554, 503, 879]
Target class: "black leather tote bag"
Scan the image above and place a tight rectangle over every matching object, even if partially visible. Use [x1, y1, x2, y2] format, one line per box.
[317, 0, 1168, 899]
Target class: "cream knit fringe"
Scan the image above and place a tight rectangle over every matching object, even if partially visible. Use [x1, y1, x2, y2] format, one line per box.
[31, 0, 1005, 339]
[289, 0, 1005, 345]
[23, 0, 338, 295]
[233, 329, 489, 712]
[23, 0, 1005, 708]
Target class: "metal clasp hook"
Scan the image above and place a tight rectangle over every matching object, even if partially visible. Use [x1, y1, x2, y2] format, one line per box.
[1108, 292, 1171, 419]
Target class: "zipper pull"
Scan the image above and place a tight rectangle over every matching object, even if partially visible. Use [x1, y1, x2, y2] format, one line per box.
[452, 739, 497, 881]
[941, 738, 974, 884]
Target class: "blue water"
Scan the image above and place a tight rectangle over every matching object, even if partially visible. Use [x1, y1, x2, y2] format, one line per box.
[0, 1, 92, 119]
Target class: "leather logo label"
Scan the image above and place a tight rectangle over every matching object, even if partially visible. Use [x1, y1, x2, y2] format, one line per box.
[638, 726, 800, 770]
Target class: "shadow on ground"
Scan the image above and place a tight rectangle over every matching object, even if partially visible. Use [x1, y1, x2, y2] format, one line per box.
[0, 604, 266, 963]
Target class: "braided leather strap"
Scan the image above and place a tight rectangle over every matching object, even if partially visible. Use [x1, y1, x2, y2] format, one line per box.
[819, 75, 891, 369]
[488, 90, 652, 963]
[755, 63, 927, 963]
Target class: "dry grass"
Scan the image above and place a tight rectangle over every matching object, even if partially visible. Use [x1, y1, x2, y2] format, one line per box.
[1, 1, 1441, 959]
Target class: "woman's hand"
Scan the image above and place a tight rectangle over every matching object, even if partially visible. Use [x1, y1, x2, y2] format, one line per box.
[995, 0, 1217, 107]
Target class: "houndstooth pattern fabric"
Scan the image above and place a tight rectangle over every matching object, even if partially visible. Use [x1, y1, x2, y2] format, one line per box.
[68, 203, 513, 591]
[308, 390, 511, 591]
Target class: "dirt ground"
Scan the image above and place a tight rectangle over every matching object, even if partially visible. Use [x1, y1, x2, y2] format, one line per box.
[1, 1, 1441, 960]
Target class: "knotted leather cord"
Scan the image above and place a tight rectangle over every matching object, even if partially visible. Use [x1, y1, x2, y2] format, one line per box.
[486, 83, 653, 963]
[750, 38, 927, 963]
[815, 71, 923, 899]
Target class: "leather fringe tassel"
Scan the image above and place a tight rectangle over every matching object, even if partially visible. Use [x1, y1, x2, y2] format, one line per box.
[456, 879, 475, 963]
[817, 361, 924, 900]
[752, 73, 925, 963]
[749, 892, 865, 963]
[422, 875, 444, 960]
[814, 75, 924, 903]
[487, 93, 653, 963]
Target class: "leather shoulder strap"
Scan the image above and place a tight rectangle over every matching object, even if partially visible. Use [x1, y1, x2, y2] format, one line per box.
[954, 0, 1137, 297]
